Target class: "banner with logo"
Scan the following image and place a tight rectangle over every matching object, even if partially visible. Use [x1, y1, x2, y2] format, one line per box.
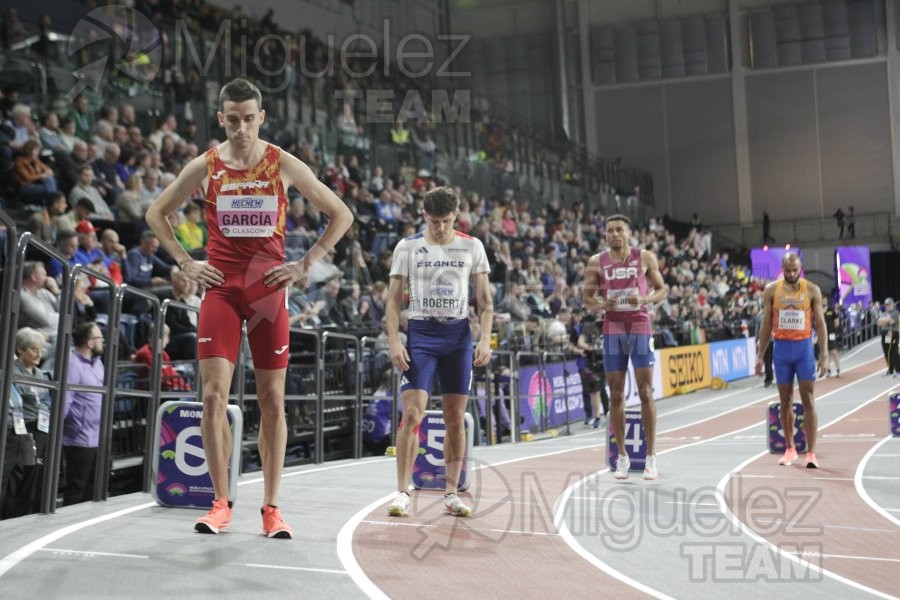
[517, 360, 586, 431]
[152, 401, 242, 509]
[412, 411, 474, 491]
[750, 247, 803, 280]
[659, 345, 712, 396]
[835, 246, 872, 308]
[709, 338, 756, 382]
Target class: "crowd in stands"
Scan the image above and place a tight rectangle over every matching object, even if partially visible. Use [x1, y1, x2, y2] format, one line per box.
[0, 66, 821, 363]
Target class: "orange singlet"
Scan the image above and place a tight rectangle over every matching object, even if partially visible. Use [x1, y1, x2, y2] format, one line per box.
[197, 143, 291, 369]
[772, 279, 813, 341]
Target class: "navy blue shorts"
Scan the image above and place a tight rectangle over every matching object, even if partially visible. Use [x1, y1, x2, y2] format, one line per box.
[603, 333, 655, 372]
[773, 338, 816, 383]
[401, 319, 473, 395]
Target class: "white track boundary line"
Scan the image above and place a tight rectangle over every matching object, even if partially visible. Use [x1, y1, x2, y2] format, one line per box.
[854, 435, 900, 528]
[0, 456, 387, 582]
[550, 363, 889, 598]
[335, 442, 627, 600]
[715, 386, 899, 600]
[553, 417, 766, 599]
[245, 563, 347, 575]
[0, 502, 155, 578]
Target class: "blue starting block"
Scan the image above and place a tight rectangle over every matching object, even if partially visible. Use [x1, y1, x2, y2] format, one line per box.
[767, 401, 807, 454]
[412, 410, 474, 492]
[890, 393, 900, 437]
[151, 401, 242, 509]
[607, 409, 647, 472]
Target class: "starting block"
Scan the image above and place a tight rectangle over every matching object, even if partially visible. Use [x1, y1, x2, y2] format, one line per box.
[412, 410, 474, 492]
[767, 401, 806, 454]
[891, 393, 900, 437]
[151, 401, 242, 509]
[607, 409, 647, 472]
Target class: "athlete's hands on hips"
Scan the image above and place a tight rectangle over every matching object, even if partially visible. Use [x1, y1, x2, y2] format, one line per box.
[264, 260, 308, 290]
[389, 341, 410, 371]
[181, 259, 224, 287]
[473, 340, 491, 367]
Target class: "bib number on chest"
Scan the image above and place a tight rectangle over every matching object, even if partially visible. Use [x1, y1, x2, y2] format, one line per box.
[216, 195, 278, 237]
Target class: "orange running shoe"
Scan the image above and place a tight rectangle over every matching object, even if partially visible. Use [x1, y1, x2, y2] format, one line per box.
[778, 447, 798, 466]
[195, 498, 232, 534]
[261, 505, 293, 539]
[805, 453, 818, 469]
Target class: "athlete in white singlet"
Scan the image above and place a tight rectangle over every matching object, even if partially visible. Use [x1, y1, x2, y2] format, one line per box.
[385, 187, 493, 518]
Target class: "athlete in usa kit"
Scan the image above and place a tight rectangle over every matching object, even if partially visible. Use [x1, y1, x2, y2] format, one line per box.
[582, 214, 667, 481]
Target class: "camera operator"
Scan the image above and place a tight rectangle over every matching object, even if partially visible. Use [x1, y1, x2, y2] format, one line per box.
[577, 313, 609, 428]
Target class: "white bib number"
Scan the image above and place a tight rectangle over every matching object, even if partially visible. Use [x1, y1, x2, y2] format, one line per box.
[778, 309, 806, 331]
[216, 195, 278, 237]
[609, 288, 640, 311]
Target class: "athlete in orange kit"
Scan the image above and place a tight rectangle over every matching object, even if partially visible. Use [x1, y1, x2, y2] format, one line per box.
[755, 252, 827, 468]
[146, 79, 353, 537]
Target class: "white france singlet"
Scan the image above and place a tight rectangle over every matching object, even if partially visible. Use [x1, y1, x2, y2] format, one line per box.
[390, 231, 490, 321]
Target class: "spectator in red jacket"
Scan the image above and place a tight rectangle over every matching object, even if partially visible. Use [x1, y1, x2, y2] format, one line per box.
[133, 323, 188, 391]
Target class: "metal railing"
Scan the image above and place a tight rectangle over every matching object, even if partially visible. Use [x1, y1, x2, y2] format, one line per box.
[321, 331, 363, 460]
[1, 232, 73, 514]
[69, 265, 122, 504]
[0, 211, 18, 400]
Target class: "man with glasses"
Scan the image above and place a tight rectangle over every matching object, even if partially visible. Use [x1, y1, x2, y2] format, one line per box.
[62, 321, 105, 505]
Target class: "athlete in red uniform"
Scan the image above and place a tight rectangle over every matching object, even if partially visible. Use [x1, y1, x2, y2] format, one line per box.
[146, 79, 353, 538]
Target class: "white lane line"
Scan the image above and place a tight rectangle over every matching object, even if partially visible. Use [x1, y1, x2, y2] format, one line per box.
[245, 563, 347, 575]
[237, 457, 394, 487]
[360, 519, 559, 538]
[652, 354, 881, 439]
[800, 552, 900, 564]
[656, 385, 761, 418]
[553, 415, 769, 600]
[336, 442, 612, 600]
[551, 359, 891, 599]
[854, 435, 900, 528]
[716, 386, 899, 600]
[37, 548, 149, 560]
[336, 495, 394, 600]
[765, 519, 897, 534]
[0, 455, 392, 582]
[0, 502, 156, 579]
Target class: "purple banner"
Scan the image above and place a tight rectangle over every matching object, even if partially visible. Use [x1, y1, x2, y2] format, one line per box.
[767, 402, 806, 454]
[836, 246, 872, 309]
[750, 247, 803, 281]
[517, 361, 585, 431]
[890, 393, 900, 437]
[411, 412, 473, 491]
[154, 402, 240, 509]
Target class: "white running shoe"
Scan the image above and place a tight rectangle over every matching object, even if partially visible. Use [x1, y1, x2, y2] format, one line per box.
[443, 493, 472, 517]
[614, 455, 631, 480]
[643, 455, 659, 480]
[387, 491, 410, 517]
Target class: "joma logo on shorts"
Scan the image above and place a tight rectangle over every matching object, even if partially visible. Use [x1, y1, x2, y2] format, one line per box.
[604, 266, 638, 280]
